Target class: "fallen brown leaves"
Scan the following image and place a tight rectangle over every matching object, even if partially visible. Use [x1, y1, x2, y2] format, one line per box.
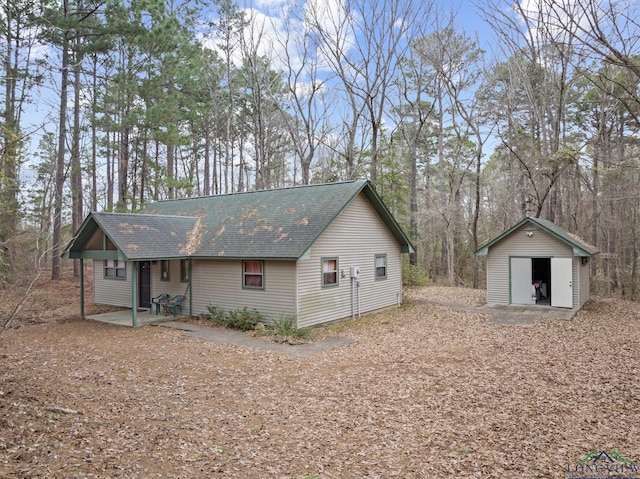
[1, 280, 639, 478]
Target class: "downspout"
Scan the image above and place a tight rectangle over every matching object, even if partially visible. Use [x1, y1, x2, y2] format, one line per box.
[132, 261, 138, 327]
[351, 276, 355, 319]
[80, 258, 85, 318]
[188, 258, 192, 316]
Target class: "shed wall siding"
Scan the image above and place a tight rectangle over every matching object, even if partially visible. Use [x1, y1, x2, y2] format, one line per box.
[190, 259, 297, 322]
[487, 226, 575, 306]
[93, 260, 133, 307]
[296, 193, 403, 328]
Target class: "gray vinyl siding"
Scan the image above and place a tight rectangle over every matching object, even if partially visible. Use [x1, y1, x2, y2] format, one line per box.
[190, 259, 297, 322]
[486, 225, 577, 306]
[93, 260, 132, 307]
[150, 260, 191, 303]
[296, 193, 403, 328]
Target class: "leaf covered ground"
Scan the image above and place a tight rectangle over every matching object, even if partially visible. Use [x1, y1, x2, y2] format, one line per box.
[1, 277, 639, 478]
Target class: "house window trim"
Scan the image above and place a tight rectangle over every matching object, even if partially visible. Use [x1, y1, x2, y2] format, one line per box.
[242, 260, 265, 290]
[321, 257, 339, 288]
[375, 254, 387, 280]
[104, 259, 126, 280]
[160, 260, 170, 282]
[180, 259, 190, 283]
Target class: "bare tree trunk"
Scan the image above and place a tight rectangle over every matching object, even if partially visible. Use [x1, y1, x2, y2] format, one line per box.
[167, 141, 174, 199]
[204, 120, 210, 196]
[106, 130, 114, 210]
[71, 29, 83, 277]
[52, 0, 70, 281]
[91, 55, 98, 211]
[118, 126, 129, 209]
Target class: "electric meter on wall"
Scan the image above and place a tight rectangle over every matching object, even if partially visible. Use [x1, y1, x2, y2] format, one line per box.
[350, 266, 360, 278]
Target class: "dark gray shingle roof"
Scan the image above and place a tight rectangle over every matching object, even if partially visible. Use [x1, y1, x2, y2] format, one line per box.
[64, 180, 414, 260]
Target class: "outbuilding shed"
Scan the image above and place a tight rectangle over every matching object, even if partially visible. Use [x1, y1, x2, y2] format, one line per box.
[475, 217, 598, 310]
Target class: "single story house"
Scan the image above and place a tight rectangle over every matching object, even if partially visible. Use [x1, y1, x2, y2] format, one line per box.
[474, 216, 598, 310]
[63, 180, 414, 328]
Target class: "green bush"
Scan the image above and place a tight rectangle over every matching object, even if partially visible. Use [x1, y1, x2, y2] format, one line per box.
[207, 305, 225, 325]
[207, 305, 262, 330]
[402, 262, 430, 287]
[268, 315, 313, 341]
[225, 307, 263, 331]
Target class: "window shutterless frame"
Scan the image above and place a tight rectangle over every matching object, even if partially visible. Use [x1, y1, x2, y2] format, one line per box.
[160, 260, 170, 281]
[180, 259, 189, 283]
[374, 254, 387, 280]
[243, 260, 264, 289]
[104, 259, 126, 280]
[321, 257, 339, 287]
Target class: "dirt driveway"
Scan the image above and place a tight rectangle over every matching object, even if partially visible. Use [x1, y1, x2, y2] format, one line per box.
[1, 280, 640, 478]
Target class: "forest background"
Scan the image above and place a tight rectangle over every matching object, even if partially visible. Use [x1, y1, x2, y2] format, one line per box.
[1, 0, 639, 298]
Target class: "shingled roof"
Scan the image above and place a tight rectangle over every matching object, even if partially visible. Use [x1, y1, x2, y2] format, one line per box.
[474, 216, 598, 257]
[64, 180, 414, 260]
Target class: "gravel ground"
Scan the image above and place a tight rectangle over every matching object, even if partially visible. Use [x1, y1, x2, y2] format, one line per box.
[1, 278, 639, 478]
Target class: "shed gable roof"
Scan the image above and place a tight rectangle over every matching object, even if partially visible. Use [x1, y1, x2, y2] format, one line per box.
[64, 180, 414, 260]
[474, 216, 598, 257]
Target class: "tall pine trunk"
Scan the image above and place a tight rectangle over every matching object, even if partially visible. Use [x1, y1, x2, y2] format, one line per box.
[52, 0, 70, 281]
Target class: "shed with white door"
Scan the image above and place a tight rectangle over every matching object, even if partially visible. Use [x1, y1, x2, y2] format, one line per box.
[475, 217, 598, 310]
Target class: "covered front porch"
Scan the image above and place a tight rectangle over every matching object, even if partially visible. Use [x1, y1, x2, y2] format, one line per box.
[62, 212, 195, 327]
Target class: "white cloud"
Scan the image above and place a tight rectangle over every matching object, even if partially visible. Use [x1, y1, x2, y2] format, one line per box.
[516, 0, 586, 45]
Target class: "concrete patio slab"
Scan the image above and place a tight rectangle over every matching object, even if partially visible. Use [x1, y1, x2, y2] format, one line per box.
[86, 310, 186, 327]
[423, 300, 577, 326]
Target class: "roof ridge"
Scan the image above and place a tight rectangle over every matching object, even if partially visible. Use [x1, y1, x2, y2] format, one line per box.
[93, 211, 198, 219]
[150, 180, 366, 205]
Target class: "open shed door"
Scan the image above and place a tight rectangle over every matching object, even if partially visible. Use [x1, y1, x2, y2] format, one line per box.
[551, 258, 573, 308]
[510, 257, 532, 305]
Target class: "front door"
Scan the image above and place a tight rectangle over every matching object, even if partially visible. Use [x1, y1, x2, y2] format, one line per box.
[551, 257, 573, 308]
[139, 261, 151, 309]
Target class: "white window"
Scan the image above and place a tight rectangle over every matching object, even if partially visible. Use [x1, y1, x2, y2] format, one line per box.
[375, 255, 387, 280]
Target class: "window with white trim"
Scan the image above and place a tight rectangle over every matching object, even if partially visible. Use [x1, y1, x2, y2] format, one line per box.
[375, 254, 387, 280]
[104, 260, 126, 280]
[243, 260, 264, 289]
[322, 258, 338, 287]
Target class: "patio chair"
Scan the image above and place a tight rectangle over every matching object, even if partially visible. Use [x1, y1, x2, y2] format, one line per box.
[166, 294, 185, 317]
[150, 293, 169, 315]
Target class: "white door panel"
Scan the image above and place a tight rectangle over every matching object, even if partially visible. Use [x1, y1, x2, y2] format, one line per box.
[551, 257, 573, 308]
[511, 258, 532, 305]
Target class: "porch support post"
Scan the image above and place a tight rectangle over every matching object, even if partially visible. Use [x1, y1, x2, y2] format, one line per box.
[188, 258, 192, 316]
[80, 258, 85, 318]
[132, 261, 138, 327]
